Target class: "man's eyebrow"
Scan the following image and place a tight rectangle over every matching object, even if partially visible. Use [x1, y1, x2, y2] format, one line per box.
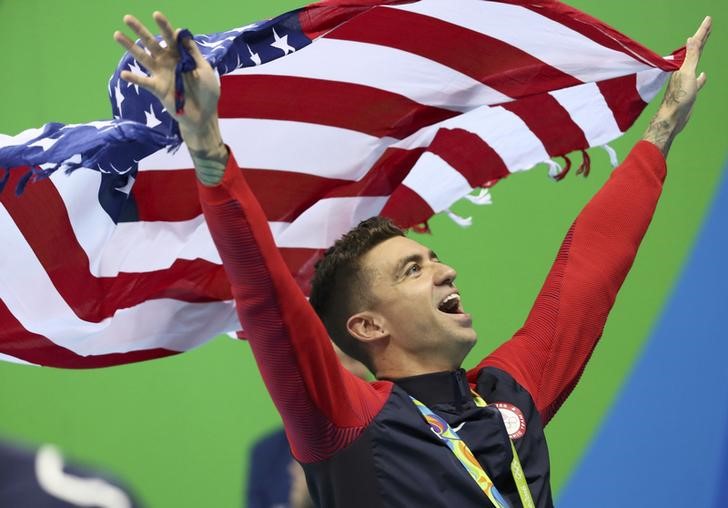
[394, 254, 421, 277]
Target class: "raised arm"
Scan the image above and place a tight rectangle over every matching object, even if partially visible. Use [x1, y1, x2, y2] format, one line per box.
[468, 17, 711, 424]
[114, 13, 389, 462]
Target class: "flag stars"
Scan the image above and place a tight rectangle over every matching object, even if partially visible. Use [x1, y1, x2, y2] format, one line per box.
[144, 105, 162, 128]
[126, 60, 148, 94]
[114, 82, 125, 116]
[270, 28, 295, 55]
[247, 45, 262, 66]
[197, 37, 232, 52]
[115, 175, 136, 196]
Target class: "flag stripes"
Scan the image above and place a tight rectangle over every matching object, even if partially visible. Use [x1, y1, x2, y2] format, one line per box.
[0, 0, 682, 367]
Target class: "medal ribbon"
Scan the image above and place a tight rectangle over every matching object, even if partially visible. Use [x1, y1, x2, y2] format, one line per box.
[409, 391, 535, 508]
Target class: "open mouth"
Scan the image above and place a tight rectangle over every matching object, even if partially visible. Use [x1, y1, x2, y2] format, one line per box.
[437, 293, 463, 315]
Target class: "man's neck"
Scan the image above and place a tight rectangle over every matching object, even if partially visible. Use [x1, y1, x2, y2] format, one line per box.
[374, 355, 462, 380]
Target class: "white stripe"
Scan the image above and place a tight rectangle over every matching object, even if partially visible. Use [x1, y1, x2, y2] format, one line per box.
[402, 152, 472, 213]
[97, 217, 221, 275]
[0, 352, 36, 366]
[391, 105, 549, 214]
[224, 118, 394, 180]
[227, 37, 511, 111]
[137, 144, 193, 171]
[636, 67, 669, 103]
[444, 105, 549, 172]
[550, 82, 623, 145]
[140, 118, 393, 182]
[269, 196, 388, 249]
[387, 103, 548, 172]
[0, 126, 48, 147]
[0, 202, 238, 355]
[389, 0, 652, 82]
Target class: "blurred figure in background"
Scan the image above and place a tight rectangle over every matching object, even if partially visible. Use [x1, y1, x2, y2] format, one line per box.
[246, 346, 368, 508]
[0, 438, 143, 508]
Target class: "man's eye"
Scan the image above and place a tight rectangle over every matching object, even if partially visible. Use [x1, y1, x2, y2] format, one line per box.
[406, 263, 421, 276]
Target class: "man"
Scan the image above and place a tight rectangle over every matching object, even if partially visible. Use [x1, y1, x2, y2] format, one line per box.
[114, 11, 710, 507]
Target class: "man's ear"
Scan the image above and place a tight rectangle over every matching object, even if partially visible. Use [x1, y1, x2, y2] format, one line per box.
[346, 312, 388, 344]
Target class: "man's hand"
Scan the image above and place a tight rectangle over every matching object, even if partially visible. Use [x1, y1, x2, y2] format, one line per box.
[114, 12, 228, 185]
[643, 16, 711, 157]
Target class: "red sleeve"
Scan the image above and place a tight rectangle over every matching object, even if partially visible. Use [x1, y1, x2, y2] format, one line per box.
[198, 153, 391, 463]
[467, 141, 667, 425]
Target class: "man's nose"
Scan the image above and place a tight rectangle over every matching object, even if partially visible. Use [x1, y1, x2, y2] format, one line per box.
[434, 263, 457, 286]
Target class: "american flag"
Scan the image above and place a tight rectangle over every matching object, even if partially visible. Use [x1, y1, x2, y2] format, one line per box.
[0, 0, 682, 368]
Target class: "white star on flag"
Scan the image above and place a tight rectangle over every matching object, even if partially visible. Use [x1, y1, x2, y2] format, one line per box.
[247, 45, 262, 66]
[126, 60, 148, 94]
[144, 105, 162, 128]
[270, 28, 295, 55]
[197, 38, 231, 52]
[115, 175, 136, 196]
[114, 82, 125, 115]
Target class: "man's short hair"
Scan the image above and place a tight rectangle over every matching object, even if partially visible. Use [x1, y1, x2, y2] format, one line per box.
[309, 217, 405, 370]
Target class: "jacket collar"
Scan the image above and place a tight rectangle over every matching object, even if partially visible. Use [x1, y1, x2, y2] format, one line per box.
[388, 368, 472, 408]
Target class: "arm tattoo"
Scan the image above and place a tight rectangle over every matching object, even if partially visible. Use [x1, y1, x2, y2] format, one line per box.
[643, 117, 675, 157]
[663, 74, 689, 108]
[189, 140, 228, 186]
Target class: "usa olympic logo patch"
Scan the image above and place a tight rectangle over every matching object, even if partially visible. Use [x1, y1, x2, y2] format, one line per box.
[493, 402, 526, 439]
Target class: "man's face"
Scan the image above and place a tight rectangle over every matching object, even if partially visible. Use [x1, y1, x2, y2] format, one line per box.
[358, 236, 477, 366]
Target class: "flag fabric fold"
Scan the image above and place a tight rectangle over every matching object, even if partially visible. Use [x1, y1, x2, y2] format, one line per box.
[0, 0, 682, 368]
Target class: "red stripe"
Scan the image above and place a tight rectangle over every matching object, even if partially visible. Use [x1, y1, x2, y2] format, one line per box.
[0, 300, 178, 368]
[321, 146, 426, 198]
[380, 184, 435, 229]
[426, 128, 510, 187]
[133, 168, 199, 222]
[324, 6, 581, 99]
[597, 74, 648, 133]
[1, 170, 232, 325]
[502, 0, 682, 71]
[138, 146, 427, 223]
[501, 94, 590, 156]
[135, 168, 346, 224]
[298, 0, 410, 40]
[219, 74, 457, 139]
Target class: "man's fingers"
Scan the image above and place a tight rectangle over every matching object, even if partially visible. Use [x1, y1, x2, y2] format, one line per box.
[123, 14, 163, 56]
[697, 72, 708, 91]
[119, 70, 157, 94]
[153, 12, 177, 52]
[683, 36, 699, 74]
[682, 16, 711, 76]
[693, 16, 712, 49]
[183, 36, 208, 69]
[113, 30, 154, 69]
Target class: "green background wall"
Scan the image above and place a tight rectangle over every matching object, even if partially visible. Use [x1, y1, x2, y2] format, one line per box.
[0, 1, 725, 506]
